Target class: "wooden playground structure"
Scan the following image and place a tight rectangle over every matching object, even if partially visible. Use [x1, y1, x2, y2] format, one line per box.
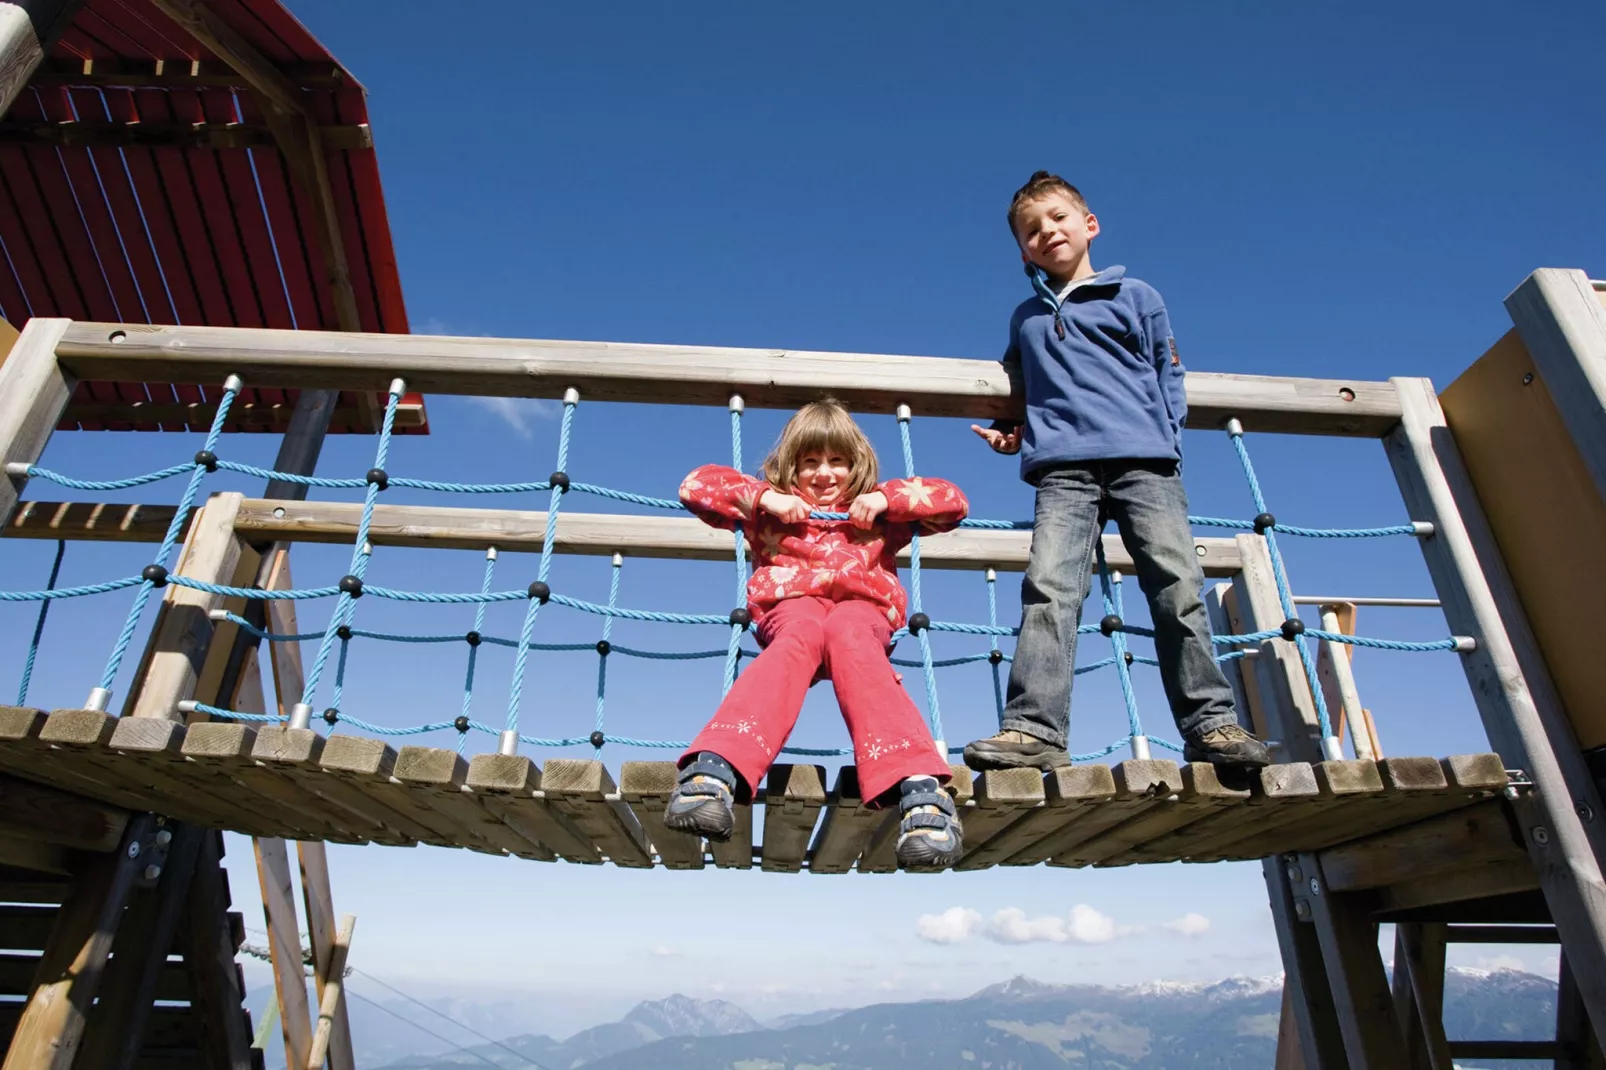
[1, 3, 1605, 1069]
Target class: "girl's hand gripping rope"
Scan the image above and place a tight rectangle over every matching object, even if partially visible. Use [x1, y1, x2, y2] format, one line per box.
[758, 488, 810, 524]
[847, 490, 889, 529]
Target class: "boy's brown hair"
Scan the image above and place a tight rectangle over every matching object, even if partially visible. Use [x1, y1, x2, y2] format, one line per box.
[1007, 171, 1089, 238]
[761, 398, 880, 500]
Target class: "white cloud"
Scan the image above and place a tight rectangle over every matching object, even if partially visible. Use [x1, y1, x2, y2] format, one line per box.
[1475, 954, 1526, 972]
[1164, 913, 1211, 937]
[648, 945, 683, 958]
[469, 396, 561, 439]
[917, 907, 983, 945]
[917, 905, 1125, 946]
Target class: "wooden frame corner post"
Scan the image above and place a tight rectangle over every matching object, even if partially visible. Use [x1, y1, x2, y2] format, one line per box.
[0, 317, 73, 528]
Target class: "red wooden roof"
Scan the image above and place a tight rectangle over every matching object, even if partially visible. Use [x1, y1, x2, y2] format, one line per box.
[0, 0, 426, 434]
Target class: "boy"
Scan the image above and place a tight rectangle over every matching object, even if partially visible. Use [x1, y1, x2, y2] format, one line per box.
[963, 171, 1270, 773]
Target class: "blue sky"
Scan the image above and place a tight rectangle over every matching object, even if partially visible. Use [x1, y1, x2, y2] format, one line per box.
[6, 0, 1606, 1043]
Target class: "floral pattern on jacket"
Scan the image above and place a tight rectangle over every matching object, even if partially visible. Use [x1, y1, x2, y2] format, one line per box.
[678, 464, 969, 629]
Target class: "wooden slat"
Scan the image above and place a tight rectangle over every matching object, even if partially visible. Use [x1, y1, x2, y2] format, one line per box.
[618, 761, 704, 870]
[708, 801, 753, 871]
[464, 754, 594, 863]
[0, 707, 177, 815]
[55, 321, 1404, 435]
[858, 765, 974, 874]
[1035, 761, 1185, 868]
[538, 759, 651, 868]
[0, 119, 372, 150]
[1125, 762, 1323, 863]
[4, 500, 195, 542]
[315, 735, 498, 854]
[389, 747, 544, 860]
[1074, 763, 1251, 867]
[0, 952, 190, 1000]
[247, 726, 424, 846]
[0, 903, 60, 951]
[808, 766, 894, 875]
[952, 769, 1044, 870]
[956, 765, 1116, 872]
[759, 764, 827, 873]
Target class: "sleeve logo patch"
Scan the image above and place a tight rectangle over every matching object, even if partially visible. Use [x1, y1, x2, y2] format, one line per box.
[1169, 338, 1181, 366]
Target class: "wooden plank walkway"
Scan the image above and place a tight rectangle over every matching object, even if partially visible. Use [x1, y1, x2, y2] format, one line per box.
[0, 708, 1509, 871]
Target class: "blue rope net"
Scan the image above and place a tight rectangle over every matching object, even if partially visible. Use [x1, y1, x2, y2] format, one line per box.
[6, 380, 1467, 763]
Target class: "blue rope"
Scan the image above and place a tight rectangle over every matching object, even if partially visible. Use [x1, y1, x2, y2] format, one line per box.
[593, 557, 621, 753]
[16, 540, 66, 705]
[1228, 426, 1334, 739]
[897, 414, 944, 744]
[1095, 543, 1143, 741]
[96, 381, 239, 695]
[20, 462, 193, 491]
[721, 405, 748, 697]
[505, 395, 578, 737]
[189, 702, 286, 723]
[0, 577, 145, 602]
[985, 570, 1006, 719]
[460, 549, 499, 731]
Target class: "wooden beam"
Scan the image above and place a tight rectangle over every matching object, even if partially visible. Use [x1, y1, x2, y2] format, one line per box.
[6, 500, 197, 542]
[304, 914, 353, 1070]
[32, 55, 346, 89]
[1386, 375, 1606, 1044]
[1558, 949, 1606, 1070]
[1303, 850, 1406, 1068]
[2, 813, 156, 1070]
[1394, 923, 1452, 1070]
[1263, 857, 1348, 1069]
[1231, 534, 1324, 760]
[1317, 797, 1527, 892]
[0, 0, 83, 116]
[1505, 268, 1606, 504]
[254, 837, 312, 1070]
[0, 773, 127, 852]
[297, 842, 353, 1070]
[1443, 923, 1557, 943]
[181, 831, 254, 1069]
[0, 119, 373, 150]
[0, 318, 73, 528]
[55, 321, 1404, 434]
[228, 496, 1244, 576]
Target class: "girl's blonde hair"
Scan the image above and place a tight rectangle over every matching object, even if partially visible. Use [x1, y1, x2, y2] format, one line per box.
[761, 398, 880, 499]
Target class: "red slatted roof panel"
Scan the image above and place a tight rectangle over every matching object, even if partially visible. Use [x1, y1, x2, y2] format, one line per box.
[13, 0, 420, 433]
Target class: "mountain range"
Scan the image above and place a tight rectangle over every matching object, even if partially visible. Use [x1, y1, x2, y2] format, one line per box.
[373, 967, 1558, 1069]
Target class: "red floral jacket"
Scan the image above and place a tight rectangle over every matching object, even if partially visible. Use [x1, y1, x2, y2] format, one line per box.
[679, 464, 969, 630]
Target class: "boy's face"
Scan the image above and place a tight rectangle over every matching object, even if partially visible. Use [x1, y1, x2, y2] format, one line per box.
[1013, 192, 1099, 281]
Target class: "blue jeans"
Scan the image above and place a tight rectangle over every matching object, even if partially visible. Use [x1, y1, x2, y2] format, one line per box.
[1000, 460, 1237, 747]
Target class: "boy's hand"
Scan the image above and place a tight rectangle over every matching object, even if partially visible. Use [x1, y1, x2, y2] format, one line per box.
[758, 489, 810, 523]
[847, 490, 889, 529]
[971, 423, 1022, 455]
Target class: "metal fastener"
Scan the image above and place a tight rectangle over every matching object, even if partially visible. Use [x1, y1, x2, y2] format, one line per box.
[1532, 826, 1551, 845]
[1309, 877, 1321, 896]
[1294, 900, 1312, 920]
[1287, 865, 1303, 884]
[126, 841, 141, 859]
[143, 865, 162, 881]
[1578, 803, 1595, 821]
[155, 829, 173, 847]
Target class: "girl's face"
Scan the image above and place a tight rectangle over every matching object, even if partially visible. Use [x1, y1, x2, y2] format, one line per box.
[795, 450, 852, 505]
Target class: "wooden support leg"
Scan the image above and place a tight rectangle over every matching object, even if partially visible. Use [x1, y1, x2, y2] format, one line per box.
[1559, 948, 1606, 1070]
[2, 813, 157, 1069]
[0, 318, 73, 528]
[257, 837, 313, 1070]
[1301, 851, 1405, 1068]
[1264, 856, 1346, 1069]
[77, 822, 207, 1070]
[1394, 923, 1452, 1070]
[1273, 981, 1308, 1070]
[182, 831, 255, 1069]
[297, 842, 353, 1070]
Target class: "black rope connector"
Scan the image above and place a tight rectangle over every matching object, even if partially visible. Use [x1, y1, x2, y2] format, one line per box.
[141, 564, 169, 587]
[366, 467, 389, 491]
[193, 449, 218, 472]
[527, 580, 551, 603]
[589, 730, 606, 748]
[322, 707, 339, 725]
[453, 715, 470, 733]
[596, 639, 611, 657]
[336, 624, 353, 641]
[729, 607, 751, 629]
[1281, 617, 1306, 641]
[549, 471, 570, 493]
[338, 575, 364, 597]
[908, 612, 931, 635]
[1124, 651, 1135, 666]
[465, 630, 482, 647]
[988, 649, 1004, 665]
[1100, 614, 1123, 636]
[1253, 512, 1276, 534]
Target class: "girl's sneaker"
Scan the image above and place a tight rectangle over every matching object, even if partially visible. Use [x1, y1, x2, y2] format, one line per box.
[895, 776, 964, 869]
[664, 753, 737, 842]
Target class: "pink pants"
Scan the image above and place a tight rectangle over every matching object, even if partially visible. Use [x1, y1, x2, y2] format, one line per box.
[681, 596, 949, 805]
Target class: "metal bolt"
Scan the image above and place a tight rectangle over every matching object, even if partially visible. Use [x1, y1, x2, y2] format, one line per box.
[273, 507, 286, 519]
[155, 829, 173, 847]
[1194, 544, 1207, 557]
[1309, 877, 1321, 896]
[1286, 865, 1303, 884]
[1294, 900, 1312, 920]
[143, 865, 162, 881]
[1504, 786, 1519, 800]
[127, 841, 141, 858]
[1522, 372, 1534, 385]
[1532, 826, 1551, 845]
[1578, 803, 1595, 821]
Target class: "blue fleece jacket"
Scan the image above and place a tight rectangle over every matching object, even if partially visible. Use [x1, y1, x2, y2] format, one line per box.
[1000, 265, 1187, 482]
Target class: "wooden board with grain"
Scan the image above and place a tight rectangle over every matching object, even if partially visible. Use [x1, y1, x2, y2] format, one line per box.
[956, 765, 1118, 872]
[808, 766, 893, 875]
[618, 761, 704, 870]
[759, 764, 828, 873]
[318, 735, 496, 853]
[390, 746, 547, 860]
[465, 754, 596, 864]
[538, 759, 652, 867]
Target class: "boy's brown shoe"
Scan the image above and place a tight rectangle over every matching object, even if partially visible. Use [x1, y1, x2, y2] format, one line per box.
[962, 729, 1072, 771]
[1182, 724, 1272, 769]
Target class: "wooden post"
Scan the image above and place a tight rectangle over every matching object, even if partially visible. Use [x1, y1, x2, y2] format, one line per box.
[1386, 375, 1606, 1044]
[1301, 849, 1404, 1068]
[181, 831, 255, 1069]
[1229, 534, 1324, 753]
[297, 844, 353, 1070]
[0, 0, 82, 117]
[255, 837, 313, 1070]
[1558, 949, 1606, 1070]
[1505, 268, 1606, 504]
[0, 317, 72, 529]
[304, 915, 354, 1070]
[2, 814, 157, 1069]
[1316, 603, 1374, 760]
[1393, 923, 1452, 1070]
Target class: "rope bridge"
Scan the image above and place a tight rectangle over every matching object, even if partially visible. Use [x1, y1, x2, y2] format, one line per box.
[6, 377, 1472, 770]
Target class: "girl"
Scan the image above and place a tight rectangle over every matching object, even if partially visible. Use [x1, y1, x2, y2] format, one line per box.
[665, 399, 970, 868]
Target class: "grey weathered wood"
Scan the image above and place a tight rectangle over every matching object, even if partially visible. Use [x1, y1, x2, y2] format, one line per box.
[1373, 864, 1542, 916]
[1319, 797, 1526, 893]
[0, 318, 73, 529]
[0, 1, 81, 151]
[0, 772, 126, 852]
[957, 765, 1115, 871]
[618, 762, 703, 870]
[180, 831, 256, 1070]
[1264, 857, 1347, 1070]
[951, 769, 1044, 870]
[1078, 763, 1251, 867]
[1231, 534, 1324, 760]
[1131, 762, 1321, 863]
[709, 802, 753, 871]
[1395, 923, 1453, 1070]
[2, 813, 156, 1070]
[316, 736, 497, 853]
[1038, 761, 1184, 867]
[56, 320, 1403, 434]
[1506, 269, 1606, 505]
[463, 754, 591, 863]
[1443, 923, 1557, 943]
[255, 837, 312, 1070]
[1558, 949, 1606, 1070]
[387, 746, 544, 859]
[1386, 374, 1606, 1043]
[249, 726, 420, 846]
[759, 764, 827, 873]
[4, 500, 195, 542]
[538, 759, 651, 868]
[807, 766, 890, 875]
[230, 496, 1244, 577]
[296, 843, 353, 1070]
[177, 722, 362, 843]
[0, 706, 172, 816]
[1305, 850, 1406, 1068]
[1206, 584, 1257, 735]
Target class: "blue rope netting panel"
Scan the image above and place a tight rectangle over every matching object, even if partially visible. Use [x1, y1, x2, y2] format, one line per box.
[4, 378, 1472, 763]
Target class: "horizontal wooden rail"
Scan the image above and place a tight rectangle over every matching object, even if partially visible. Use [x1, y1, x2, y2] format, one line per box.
[1447, 1040, 1562, 1060]
[54, 322, 1402, 435]
[228, 497, 1246, 576]
[7, 501, 196, 542]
